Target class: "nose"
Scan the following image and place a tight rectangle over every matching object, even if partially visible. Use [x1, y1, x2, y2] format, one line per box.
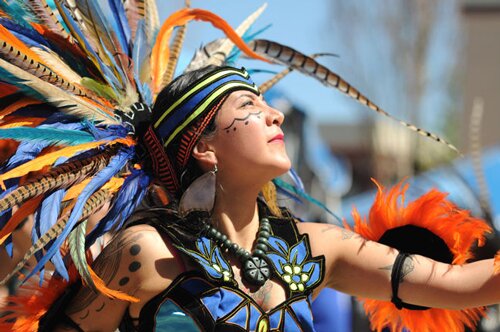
[265, 105, 285, 126]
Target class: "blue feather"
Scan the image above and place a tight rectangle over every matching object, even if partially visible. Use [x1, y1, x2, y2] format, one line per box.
[2, 141, 48, 172]
[86, 170, 150, 248]
[288, 168, 305, 191]
[272, 178, 343, 224]
[0, 1, 34, 29]
[32, 180, 68, 281]
[132, 20, 150, 99]
[56, 1, 122, 92]
[108, 0, 131, 51]
[86, 0, 129, 87]
[227, 24, 272, 64]
[0, 127, 94, 145]
[0, 18, 51, 48]
[23, 147, 134, 281]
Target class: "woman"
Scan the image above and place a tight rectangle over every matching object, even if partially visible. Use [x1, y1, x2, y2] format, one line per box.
[40, 65, 499, 332]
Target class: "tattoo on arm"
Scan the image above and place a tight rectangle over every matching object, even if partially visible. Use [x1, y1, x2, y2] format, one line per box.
[400, 256, 414, 282]
[379, 255, 415, 283]
[66, 233, 143, 316]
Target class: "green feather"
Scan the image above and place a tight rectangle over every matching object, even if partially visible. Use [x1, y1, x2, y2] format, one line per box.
[0, 127, 94, 145]
[80, 77, 118, 102]
[68, 219, 97, 292]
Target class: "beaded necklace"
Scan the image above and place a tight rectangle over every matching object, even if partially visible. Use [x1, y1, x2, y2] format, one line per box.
[203, 218, 272, 286]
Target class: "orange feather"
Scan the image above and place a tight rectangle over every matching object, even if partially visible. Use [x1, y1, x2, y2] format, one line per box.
[0, 98, 42, 119]
[349, 180, 490, 332]
[0, 82, 18, 98]
[151, 8, 269, 94]
[0, 116, 45, 128]
[87, 263, 139, 302]
[0, 24, 45, 66]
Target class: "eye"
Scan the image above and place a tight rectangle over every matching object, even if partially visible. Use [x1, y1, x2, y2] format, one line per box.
[241, 100, 254, 108]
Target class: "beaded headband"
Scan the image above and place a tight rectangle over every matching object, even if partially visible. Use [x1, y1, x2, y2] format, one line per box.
[144, 67, 260, 197]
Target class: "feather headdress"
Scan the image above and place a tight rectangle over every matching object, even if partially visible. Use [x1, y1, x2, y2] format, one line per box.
[0, 0, 465, 330]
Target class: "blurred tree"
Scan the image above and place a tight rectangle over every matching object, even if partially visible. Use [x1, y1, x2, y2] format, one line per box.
[326, 0, 461, 183]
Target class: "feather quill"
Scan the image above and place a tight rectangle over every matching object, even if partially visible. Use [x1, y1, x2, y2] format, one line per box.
[250, 39, 460, 154]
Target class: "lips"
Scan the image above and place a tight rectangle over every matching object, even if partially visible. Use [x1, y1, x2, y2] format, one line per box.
[268, 133, 284, 143]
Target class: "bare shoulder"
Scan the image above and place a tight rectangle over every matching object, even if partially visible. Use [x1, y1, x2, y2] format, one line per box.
[296, 221, 358, 241]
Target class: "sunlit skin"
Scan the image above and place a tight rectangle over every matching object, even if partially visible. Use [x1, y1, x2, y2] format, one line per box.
[55, 89, 500, 332]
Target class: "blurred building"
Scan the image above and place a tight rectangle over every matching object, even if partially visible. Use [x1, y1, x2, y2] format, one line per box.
[461, 0, 500, 153]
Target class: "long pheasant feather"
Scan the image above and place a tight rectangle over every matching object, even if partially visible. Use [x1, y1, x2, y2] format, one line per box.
[0, 144, 120, 212]
[0, 57, 117, 124]
[143, 0, 159, 45]
[159, 25, 187, 89]
[259, 53, 337, 93]
[25, 0, 71, 40]
[0, 187, 109, 286]
[122, 0, 146, 41]
[23, 148, 132, 282]
[0, 138, 132, 190]
[250, 39, 460, 154]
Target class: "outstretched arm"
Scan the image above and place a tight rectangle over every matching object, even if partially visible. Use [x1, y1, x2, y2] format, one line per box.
[298, 222, 498, 309]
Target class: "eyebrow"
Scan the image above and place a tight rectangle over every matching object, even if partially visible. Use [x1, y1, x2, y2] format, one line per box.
[236, 93, 258, 101]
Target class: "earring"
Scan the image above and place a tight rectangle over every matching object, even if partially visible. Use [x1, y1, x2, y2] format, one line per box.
[178, 165, 217, 218]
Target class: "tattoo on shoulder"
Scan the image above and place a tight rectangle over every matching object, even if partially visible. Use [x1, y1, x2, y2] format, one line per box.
[320, 226, 363, 242]
[66, 232, 143, 316]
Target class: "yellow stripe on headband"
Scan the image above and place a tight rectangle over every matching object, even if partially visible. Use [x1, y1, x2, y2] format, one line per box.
[153, 68, 250, 128]
[163, 81, 259, 147]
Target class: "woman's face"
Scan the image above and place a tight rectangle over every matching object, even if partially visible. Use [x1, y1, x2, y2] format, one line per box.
[208, 90, 291, 184]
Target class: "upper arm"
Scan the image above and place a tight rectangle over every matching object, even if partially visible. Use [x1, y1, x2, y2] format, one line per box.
[297, 222, 397, 300]
[296, 222, 499, 309]
[62, 224, 183, 331]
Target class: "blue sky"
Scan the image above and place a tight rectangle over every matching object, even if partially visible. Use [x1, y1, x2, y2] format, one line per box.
[158, 0, 362, 124]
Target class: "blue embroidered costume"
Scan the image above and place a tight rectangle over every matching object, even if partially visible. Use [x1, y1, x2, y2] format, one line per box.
[120, 202, 325, 332]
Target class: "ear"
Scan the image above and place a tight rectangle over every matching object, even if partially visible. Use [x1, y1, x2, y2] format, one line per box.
[192, 140, 217, 171]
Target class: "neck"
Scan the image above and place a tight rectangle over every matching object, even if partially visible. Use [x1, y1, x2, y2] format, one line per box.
[212, 183, 262, 252]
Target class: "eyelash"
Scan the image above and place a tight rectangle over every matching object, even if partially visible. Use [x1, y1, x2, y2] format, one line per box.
[241, 100, 254, 107]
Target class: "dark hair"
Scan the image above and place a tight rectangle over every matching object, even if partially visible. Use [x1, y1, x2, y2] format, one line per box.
[151, 65, 221, 196]
[134, 66, 223, 240]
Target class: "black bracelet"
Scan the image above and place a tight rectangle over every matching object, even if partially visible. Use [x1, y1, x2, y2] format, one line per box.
[390, 252, 410, 310]
[390, 252, 429, 311]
